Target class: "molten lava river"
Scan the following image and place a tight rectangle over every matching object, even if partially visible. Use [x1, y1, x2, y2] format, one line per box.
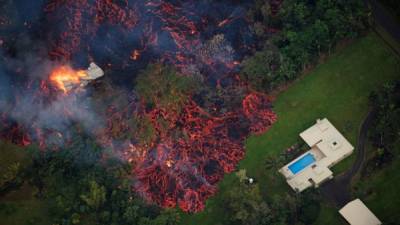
[0, 0, 277, 212]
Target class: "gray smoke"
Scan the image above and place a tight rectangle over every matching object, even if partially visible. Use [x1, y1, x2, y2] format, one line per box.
[0, 35, 103, 147]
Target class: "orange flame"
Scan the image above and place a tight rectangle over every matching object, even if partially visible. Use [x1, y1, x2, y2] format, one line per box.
[49, 66, 86, 93]
[130, 49, 140, 61]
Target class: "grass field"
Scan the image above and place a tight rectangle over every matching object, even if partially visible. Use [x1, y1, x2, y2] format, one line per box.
[352, 139, 400, 224]
[0, 183, 51, 225]
[0, 32, 398, 225]
[181, 32, 400, 225]
[0, 142, 51, 225]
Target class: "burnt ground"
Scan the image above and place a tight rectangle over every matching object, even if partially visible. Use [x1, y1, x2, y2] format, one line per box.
[320, 109, 377, 208]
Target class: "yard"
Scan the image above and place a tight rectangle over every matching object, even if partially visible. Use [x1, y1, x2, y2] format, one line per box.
[351, 140, 400, 224]
[0, 32, 398, 225]
[0, 142, 51, 225]
[181, 32, 400, 225]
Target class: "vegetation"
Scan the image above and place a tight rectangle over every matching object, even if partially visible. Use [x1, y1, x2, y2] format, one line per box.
[353, 147, 400, 225]
[135, 64, 198, 111]
[241, 43, 285, 91]
[0, 137, 181, 225]
[352, 81, 400, 224]
[359, 81, 400, 179]
[207, 170, 320, 225]
[40, 141, 179, 225]
[223, 176, 278, 225]
[17, 31, 393, 225]
[181, 33, 400, 225]
[1, 0, 399, 224]
[0, 142, 29, 192]
[242, 0, 369, 91]
[369, 81, 400, 152]
[0, 142, 51, 225]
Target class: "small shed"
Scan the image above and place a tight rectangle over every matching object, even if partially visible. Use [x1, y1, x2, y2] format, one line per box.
[339, 199, 382, 225]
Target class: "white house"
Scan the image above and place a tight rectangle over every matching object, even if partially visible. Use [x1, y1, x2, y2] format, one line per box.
[279, 118, 354, 192]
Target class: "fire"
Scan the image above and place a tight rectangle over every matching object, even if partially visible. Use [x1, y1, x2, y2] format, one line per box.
[218, 18, 231, 27]
[165, 159, 174, 168]
[49, 66, 86, 93]
[0, 0, 280, 213]
[130, 50, 140, 61]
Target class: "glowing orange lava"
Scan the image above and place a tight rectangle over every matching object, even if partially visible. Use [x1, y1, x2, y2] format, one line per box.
[49, 66, 86, 93]
[130, 49, 141, 60]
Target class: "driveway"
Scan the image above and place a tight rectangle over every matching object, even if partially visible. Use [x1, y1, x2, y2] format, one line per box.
[320, 109, 377, 208]
[367, 0, 400, 43]
[320, 1, 400, 207]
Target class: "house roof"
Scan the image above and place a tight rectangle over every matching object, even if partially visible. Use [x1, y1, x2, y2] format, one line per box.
[279, 118, 354, 192]
[339, 199, 382, 225]
[299, 118, 354, 166]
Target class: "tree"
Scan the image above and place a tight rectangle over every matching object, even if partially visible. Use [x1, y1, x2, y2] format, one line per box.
[0, 141, 31, 191]
[310, 20, 330, 55]
[235, 169, 248, 182]
[276, 57, 296, 81]
[242, 0, 368, 92]
[264, 155, 282, 171]
[135, 64, 198, 111]
[80, 180, 106, 210]
[280, 1, 309, 30]
[369, 81, 400, 150]
[150, 209, 180, 225]
[297, 190, 321, 225]
[224, 180, 275, 225]
[0, 162, 20, 188]
[281, 29, 312, 71]
[122, 205, 140, 224]
[71, 213, 81, 224]
[241, 43, 282, 91]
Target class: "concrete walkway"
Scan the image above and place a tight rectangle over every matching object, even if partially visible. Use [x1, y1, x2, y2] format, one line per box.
[320, 109, 377, 208]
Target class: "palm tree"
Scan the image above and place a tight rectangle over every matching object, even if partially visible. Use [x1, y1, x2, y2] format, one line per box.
[264, 155, 281, 172]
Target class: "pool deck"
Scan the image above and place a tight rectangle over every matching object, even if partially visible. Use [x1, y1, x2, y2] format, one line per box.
[279, 118, 354, 192]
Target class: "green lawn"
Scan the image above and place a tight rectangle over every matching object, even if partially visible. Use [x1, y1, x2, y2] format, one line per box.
[352, 140, 400, 224]
[313, 201, 345, 225]
[0, 32, 398, 225]
[0, 183, 51, 225]
[0, 142, 51, 225]
[181, 32, 400, 225]
[0, 141, 30, 168]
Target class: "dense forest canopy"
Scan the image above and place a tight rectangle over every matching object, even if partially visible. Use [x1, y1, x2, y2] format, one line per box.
[369, 81, 400, 157]
[241, 0, 368, 91]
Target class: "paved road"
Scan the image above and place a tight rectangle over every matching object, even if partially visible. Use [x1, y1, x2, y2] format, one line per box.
[367, 0, 400, 43]
[320, 2, 400, 207]
[320, 109, 377, 208]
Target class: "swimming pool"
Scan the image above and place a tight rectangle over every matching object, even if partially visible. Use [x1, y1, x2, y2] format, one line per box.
[288, 153, 316, 174]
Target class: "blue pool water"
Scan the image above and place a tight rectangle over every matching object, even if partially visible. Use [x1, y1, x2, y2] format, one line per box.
[288, 153, 316, 174]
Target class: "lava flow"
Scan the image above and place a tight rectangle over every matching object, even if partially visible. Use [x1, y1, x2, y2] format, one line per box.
[0, 0, 280, 212]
